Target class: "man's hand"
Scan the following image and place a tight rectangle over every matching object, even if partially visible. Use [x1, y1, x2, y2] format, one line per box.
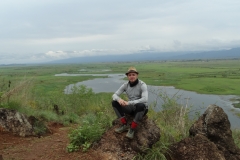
[118, 99, 128, 106]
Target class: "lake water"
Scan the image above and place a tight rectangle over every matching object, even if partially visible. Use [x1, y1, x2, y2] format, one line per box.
[56, 73, 240, 129]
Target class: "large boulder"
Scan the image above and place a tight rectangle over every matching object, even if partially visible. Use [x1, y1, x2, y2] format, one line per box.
[169, 105, 240, 160]
[93, 115, 160, 160]
[0, 108, 34, 137]
[168, 134, 225, 160]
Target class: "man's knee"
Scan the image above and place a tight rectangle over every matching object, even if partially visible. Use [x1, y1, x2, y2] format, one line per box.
[112, 100, 120, 108]
[143, 109, 148, 117]
[135, 103, 146, 112]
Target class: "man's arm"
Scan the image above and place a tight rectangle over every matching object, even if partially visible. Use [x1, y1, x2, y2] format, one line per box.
[112, 83, 126, 101]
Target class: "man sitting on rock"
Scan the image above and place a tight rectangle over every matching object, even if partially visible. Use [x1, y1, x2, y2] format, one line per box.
[112, 67, 148, 139]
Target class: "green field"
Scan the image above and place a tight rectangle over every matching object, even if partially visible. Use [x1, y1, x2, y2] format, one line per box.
[1, 59, 240, 95]
[110, 59, 240, 95]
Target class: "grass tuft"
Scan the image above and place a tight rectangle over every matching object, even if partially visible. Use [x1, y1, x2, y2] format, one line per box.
[232, 129, 240, 148]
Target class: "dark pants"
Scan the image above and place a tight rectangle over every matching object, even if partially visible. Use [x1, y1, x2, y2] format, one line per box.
[112, 100, 148, 123]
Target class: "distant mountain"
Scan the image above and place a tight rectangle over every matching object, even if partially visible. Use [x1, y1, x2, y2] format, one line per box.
[171, 47, 240, 60]
[48, 48, 240, 64]
[47, 52, 182, 64]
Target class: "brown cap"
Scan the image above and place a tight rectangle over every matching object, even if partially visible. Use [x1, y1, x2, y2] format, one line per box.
[125, 67, 139, 75]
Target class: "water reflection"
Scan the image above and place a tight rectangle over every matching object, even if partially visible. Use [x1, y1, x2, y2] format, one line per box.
[56, 73, 240, 128]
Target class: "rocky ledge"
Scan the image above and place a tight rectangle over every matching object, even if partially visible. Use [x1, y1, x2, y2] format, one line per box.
[93, 115, 161, 160]
[0, 108, 34, 137]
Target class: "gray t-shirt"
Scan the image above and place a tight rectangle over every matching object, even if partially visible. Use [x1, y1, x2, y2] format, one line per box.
[112, 79, 148, 107]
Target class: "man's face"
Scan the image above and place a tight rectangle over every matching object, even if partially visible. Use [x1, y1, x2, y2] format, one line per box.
[127, 72, 138, 83]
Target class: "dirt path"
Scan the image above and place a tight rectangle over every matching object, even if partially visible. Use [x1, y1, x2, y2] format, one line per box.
[0, 123, 106, 160]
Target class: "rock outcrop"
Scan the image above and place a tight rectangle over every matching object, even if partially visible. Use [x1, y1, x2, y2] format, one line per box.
[169, 134, 225, 160]
[94, 115, 161, 160]
[0, 108, 34, 137]
[169, 105, 240, 160]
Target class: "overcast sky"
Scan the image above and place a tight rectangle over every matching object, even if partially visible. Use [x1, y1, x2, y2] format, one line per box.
[0, 0, 240, 64]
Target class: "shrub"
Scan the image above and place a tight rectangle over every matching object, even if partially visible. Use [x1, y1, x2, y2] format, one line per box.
[33, 110, 59, 121]
[33, 120, 48, 136]
[59, 113, 81, 125]
[146, 89, 197, 159]
[67, 112, 112, 152]
[149, 90, 194, 143]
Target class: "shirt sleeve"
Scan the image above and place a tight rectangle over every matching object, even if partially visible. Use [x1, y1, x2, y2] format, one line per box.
[128, 83, 148, 105]
[112, 83, 126, 101]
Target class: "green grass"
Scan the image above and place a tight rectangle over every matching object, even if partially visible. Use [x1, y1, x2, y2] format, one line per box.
[176, 78, 240, 94]
[67, 111, 113, 152]
[232, 129, 240, 148]
[233, 102, 240, 109]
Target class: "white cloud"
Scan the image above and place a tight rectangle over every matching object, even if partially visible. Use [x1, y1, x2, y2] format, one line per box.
[45, 51, 68, 58]
[26, 35, 111, 45]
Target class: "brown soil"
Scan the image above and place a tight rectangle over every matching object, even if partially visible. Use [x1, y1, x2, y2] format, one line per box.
[0, 122, 107, 160]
